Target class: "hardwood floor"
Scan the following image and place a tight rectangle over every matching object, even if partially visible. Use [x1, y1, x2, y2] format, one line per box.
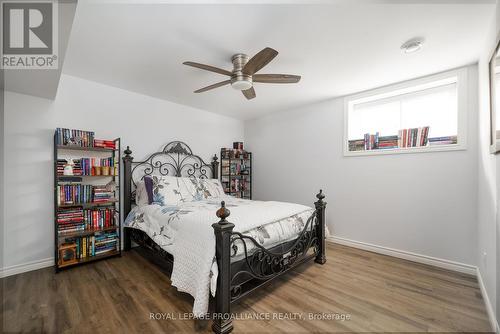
[1, 243, 493, 333]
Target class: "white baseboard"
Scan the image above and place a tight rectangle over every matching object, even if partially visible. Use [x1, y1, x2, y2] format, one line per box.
[328, 236, 477, 275]
[0, 257, 54, 278]
[476, 268, 500, 334]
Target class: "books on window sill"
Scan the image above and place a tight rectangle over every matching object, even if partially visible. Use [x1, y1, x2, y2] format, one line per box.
[378, 135, 399, 149]
[356, 132, 401, 151]
[348, 126, 459, 152]
[398, 127, 430, 148]
[348, 139, 366, 152]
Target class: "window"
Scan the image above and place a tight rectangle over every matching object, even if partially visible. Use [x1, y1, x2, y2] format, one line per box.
[344, 68, 467, 156]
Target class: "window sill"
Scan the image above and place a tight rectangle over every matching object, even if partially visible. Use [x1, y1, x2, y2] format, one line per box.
[344, 144, 465, 157]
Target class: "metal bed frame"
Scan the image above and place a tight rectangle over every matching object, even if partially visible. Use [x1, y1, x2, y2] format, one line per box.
[122, 141, 327, 334]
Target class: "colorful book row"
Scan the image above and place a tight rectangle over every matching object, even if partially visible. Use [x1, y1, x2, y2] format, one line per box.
[57, 158, 117, 176]
[398, 127, 430, 148]
[56, 128, 116, 149]
[348, 126, 458, 152]
[57, 207, 116, 233]
[66, 232, 118, 259]
[56, 128, 95, 147]
[56, 184, 114, 205]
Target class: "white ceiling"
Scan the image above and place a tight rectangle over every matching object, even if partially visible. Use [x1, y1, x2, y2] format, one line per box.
[63, 2, 494, 120]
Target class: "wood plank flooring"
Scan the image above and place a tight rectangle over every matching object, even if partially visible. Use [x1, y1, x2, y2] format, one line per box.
[1, 243, 493, 333]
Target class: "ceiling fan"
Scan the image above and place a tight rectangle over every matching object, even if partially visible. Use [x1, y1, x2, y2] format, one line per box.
[183, 47, 301, 100]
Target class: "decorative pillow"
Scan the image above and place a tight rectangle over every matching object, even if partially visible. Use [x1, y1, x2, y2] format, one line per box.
[183, 177, 226, 201]
[203, 178, 226, 199]
[135, 176, 154, 206]
[144, 176, 154, 204]
[151, 175, 192, 206]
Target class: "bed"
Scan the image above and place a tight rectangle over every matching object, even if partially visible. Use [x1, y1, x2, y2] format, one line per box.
[122, 141, 327, 334]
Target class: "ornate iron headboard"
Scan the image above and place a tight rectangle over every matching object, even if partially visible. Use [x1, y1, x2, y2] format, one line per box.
[122, 141, 219, 217]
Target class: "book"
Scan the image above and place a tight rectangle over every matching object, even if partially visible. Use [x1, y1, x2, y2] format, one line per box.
[57, 207, 85, 234]
[83, 208, 115, 230]
[93, 139, 116, 149]
[397, 126, 430, 148]
[428, 135, 457, 145]
[92, 186, 113, 203]
[348, 139, 365, 151]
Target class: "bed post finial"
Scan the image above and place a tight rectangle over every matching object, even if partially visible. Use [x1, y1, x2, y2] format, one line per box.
[314, 189, 327, 265]
[212, 154, 219, 179]
[212, 201, 234, 334]
[124, 146, 132, 157]
[216, 201, 230, 222]
[316, 189, 325, 202]
[123, 146, 134, 251]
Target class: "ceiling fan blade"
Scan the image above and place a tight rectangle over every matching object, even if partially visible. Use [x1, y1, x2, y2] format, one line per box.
[253, 74, 301, 84]
[243, 47, 278, 75]
[183, 61, 232, 76]
[242, 87, 256, 100]
[194, 80, 231, 93]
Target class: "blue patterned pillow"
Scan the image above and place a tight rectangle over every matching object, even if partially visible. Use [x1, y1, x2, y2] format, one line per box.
[151, 176, 192, 206]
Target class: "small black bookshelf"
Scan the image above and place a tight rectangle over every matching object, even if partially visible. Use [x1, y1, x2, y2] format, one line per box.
[220, 148, 252, 199]
[53, 128, 121, 272]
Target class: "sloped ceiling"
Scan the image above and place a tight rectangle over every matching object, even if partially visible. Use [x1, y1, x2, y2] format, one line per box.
[4, 1, 77, 100]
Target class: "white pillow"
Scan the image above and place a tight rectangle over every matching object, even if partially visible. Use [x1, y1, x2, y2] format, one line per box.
[203, 178, 226, 199]
[151, 175, 192, 206]
[135, 180, 149, 206]
[183, 177, 226, 201]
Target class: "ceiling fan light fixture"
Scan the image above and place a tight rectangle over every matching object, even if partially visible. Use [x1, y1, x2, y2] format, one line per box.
[231, 74, 253, 91]
[183, 47, 300, 100]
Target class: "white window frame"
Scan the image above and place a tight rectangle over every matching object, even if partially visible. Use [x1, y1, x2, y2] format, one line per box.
[343, 67, 468, 157]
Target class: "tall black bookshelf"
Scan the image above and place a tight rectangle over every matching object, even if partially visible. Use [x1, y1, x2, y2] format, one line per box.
[53, 129, 121, 272]
[220, 148, 252, 199]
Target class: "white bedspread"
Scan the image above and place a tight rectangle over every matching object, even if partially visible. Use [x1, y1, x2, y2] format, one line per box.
[124, 197, 312, 316]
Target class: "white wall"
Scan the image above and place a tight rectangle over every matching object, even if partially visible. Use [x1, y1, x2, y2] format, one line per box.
[477, 0, 500, 329]
[2, 74, 244, 273]
[245, 65, 479, 266]
[1, 70, 5, 272]
[496, 2, 500, 326]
